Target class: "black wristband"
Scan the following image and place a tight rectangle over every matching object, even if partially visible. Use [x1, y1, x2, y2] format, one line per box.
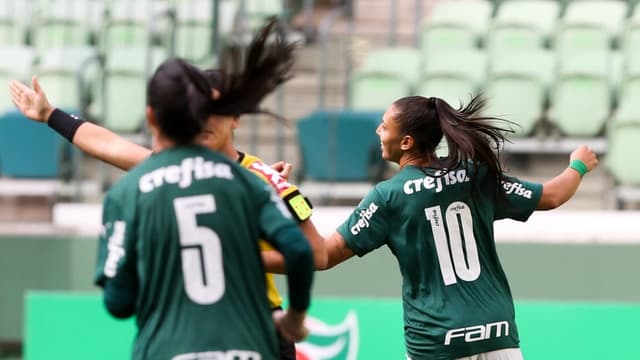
[47, 108, 86, 143]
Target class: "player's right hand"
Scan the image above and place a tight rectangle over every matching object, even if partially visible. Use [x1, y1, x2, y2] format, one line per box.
[273, 308, 309, 342]
[8, 76, 55, 123]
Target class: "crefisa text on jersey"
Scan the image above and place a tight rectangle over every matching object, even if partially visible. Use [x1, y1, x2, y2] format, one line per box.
[139, 156, 234, 193]
[403, 169, 470, 195]
[501, 180, 533, 199]
[350, 202, 379, 235]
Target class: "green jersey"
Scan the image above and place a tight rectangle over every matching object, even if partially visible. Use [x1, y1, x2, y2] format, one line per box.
[95, 146, 298, 360]
[337, 164, 542, 360]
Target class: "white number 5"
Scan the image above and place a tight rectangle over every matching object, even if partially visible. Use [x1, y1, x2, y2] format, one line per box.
[174, 195, 225, 304]
[425, 202, 480, 286]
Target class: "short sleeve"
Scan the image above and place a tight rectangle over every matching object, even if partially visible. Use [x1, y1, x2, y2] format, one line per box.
[94, 190, 138, 292]
[495, 176, 543, 221]
[337, 188, 389, 257]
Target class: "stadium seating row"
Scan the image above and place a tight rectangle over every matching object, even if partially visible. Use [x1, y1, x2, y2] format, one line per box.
[350, 0, 640, 140]
[342, 1, 640, 206]
[0, 0, 290, 134]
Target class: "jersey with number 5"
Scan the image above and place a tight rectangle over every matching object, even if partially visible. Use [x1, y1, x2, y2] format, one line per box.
[95, 145, 296, 360]
[336, 164, 542, 360]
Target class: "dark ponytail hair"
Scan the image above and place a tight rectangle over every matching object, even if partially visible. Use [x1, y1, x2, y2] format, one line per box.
[147, 58, 213, 145]
[392, 94, 515, 200]
[204, 17, 296, 121]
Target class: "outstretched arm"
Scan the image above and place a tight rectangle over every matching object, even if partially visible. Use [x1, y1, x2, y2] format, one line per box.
[9, 76, 151, 171]
[262, 217, 329, 272]
[537, 145, 598, 210]
[263, 228, 354, 272]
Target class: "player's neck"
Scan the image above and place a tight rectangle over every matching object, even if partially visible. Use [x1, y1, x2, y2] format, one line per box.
[399, 152, 434, 169]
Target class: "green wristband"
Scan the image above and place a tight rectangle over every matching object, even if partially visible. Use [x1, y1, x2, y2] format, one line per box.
[569, 159, 588, 178]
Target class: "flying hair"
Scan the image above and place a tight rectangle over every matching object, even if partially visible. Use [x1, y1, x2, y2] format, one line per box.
[436, 94, 516, 204]
[209, 17, 296, 122]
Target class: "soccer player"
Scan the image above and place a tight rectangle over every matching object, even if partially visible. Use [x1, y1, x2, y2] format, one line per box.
[10, 21, 321, 360]
[306, 95, 597, 360]
[82, 55, 315, 357]
[10, 19, 324, 360]
[100, 57, 313, 359]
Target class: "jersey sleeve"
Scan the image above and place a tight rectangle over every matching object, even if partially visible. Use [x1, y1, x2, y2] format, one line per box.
[336, 188, 389, 257]
[255, 182, 299, 242]
[94, 188, 138, 296]
[246, 159, 313, 222]
[494, 176, 543, 221]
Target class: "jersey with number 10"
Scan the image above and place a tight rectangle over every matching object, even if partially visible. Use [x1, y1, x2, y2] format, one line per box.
[95, 146, 296, 360]
[337, 164, 542, 360]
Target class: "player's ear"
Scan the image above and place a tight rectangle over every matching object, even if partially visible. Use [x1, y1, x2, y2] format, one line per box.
[400, 134, 414, 151]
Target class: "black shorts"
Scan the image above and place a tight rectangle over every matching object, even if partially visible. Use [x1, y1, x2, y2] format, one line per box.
[272, 306, 296, 360]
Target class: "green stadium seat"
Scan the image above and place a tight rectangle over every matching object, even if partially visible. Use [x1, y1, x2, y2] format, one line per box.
[0, 45, 36, 114]
[350, 71, 412, 112]
[35, 46, 101, 114]
[493, 0, 560, 38]
[554, 25, 611, 59]
[359, 47, 421, 89]
[99, 0, 172, 52]
[240, 0, 289, 32]
[548, 50, 612, 136]
[296, 110, 385, 182]
[485, 50, 553, 137]
[32, 0, 104, 53]
[174, 0, 215, 67]
[562, 0, 627, 42]
[427, 0, 493, 40]
[0, 111, 65, 178]
[97, 45, 168, 133]
[420, 23, 477, 53]
[489, 0, 560, 55]
[417, 75, 478, 109]
[0, 0, 31, 45]
[487, 24, 546, 56]
[419, 48, 486, 107]
[606, 120, 640, 207]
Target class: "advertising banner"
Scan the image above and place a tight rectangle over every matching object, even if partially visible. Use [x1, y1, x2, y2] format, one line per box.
[25, 293, 640, 360]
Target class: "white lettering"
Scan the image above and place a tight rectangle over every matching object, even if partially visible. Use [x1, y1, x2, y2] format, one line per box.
[178, 157, 194, 188]
[403, 169, 469, 195]
[139, 157, 234, 193]
[350, 202, 379, 235]
[171, 349, 262, 360]
[502, 180, 533, 199]
[165, 165, 181, 184]
[444, 321, 510, 345]
[104, 221, 126, 278]
[250, 161, 293, 192]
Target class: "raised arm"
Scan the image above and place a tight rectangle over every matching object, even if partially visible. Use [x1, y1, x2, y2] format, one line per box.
[9, 76, 151, 171]
[537, 145, 598, 210]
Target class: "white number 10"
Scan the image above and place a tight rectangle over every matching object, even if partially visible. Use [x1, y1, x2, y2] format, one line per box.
[174, 195, 225, 304]
[425, 202, 480, 286]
